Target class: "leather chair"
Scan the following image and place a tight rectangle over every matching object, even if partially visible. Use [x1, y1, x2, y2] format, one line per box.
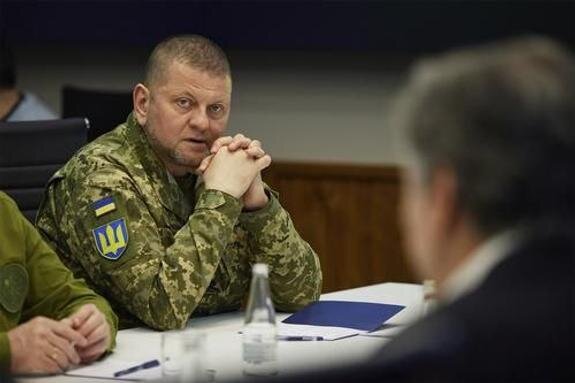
[62, 85, 132, 142]
[0, 118, 88, 221]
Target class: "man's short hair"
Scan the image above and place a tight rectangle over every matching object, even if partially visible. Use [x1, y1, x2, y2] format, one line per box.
[144, 34, 230, 87]
[393, 36, 575, 235]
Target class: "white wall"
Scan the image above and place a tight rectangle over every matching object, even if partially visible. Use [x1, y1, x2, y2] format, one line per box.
[15, 44, 408, 165]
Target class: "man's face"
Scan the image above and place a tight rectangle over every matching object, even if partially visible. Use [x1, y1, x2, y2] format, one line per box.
[400, 165, 443, 281]
[134, 61, 232, 174]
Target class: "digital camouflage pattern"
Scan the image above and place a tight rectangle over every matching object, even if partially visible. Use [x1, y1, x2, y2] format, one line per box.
[0, 192, 118, 370]
[36, 114, 322, 330]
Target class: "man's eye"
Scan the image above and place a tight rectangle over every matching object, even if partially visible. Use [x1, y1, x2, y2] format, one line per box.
[176, 98, 191, 109]
[209, 104, 225, 115]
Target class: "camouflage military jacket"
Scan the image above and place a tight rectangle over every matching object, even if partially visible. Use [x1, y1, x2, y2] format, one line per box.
[0, 192, 118, 370]
[37, 114, 322, 330]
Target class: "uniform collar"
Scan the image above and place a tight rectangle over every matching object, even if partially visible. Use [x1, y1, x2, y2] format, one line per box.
[125, 114, 196, 220]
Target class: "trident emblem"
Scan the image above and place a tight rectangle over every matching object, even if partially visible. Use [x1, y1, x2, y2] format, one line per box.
[92, 218, 129, 260]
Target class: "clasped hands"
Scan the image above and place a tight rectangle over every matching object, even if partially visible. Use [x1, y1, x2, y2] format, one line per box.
[197, 133, 272, 211]
[7, 304, 111, 374]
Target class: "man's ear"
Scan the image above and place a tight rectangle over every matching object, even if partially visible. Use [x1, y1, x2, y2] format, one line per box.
[133, 83, 150, 126]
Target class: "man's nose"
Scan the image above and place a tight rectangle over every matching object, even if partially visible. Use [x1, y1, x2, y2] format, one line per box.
[188, 110, 210, 132]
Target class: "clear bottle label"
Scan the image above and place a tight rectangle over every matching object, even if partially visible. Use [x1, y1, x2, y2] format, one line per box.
[242, 323, 278, 376]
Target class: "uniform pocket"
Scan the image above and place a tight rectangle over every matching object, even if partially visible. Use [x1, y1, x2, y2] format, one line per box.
[0, 263, 29, 314]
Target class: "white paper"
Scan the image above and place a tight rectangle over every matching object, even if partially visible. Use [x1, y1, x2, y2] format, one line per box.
[277, 322, 367, 341]
[360, 324, 407, 339]
[64, 359, 162, 381]
[63, 328, 163, 380]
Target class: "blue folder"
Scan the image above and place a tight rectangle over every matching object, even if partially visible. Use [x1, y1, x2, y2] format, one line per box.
[282, 300, 405, 331]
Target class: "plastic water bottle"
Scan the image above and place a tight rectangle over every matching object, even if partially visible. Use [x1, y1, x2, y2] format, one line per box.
[242, 263, 278, 376]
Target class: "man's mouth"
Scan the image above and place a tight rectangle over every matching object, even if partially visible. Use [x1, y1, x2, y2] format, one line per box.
[185, 138, 206, 144]
[183, 138, 209, 151]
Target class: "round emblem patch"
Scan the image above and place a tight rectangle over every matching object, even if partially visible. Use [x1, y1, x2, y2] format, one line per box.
[0, 263, 29, 313]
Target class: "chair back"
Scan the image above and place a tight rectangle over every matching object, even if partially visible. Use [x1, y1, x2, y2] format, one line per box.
[0, 118, 88, 221]
[62, 85, 132, 142]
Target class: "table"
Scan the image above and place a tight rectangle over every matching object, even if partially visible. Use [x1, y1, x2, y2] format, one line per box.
[19, 282, 423, 382]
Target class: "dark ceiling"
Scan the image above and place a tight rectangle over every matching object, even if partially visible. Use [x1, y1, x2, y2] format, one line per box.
[2, 0, 574, 53]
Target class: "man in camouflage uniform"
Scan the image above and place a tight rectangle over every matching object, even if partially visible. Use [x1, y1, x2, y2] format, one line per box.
[36, 35, 322, 330]
[0, 192, 117, 374]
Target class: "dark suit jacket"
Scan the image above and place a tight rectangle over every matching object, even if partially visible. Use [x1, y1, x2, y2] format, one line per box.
[268, 229, 575, 382]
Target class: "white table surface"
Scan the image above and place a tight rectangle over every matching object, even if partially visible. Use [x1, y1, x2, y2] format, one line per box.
[18, 282, 423, 382]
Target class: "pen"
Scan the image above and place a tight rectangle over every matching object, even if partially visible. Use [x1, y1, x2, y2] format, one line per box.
[277, 336, 324, 341]
[113, 359, 160, 377]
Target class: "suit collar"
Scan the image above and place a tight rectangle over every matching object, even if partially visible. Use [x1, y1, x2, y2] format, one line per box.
[441, 229, 522, 305]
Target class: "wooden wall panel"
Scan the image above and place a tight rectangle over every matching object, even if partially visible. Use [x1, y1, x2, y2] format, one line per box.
[263, 162, 415, 293]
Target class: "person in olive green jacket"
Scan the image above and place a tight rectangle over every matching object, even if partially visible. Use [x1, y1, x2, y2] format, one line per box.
[0, 192, 118, 375]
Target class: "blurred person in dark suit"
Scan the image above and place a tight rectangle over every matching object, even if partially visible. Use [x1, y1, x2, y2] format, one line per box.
[245, 36, 575, 382]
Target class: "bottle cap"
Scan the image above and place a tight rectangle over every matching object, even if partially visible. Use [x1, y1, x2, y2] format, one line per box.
[252, 263, 269, 276]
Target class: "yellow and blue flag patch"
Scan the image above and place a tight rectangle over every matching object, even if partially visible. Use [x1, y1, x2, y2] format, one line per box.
[92, 196, 116, 217]
[92, 218, 129, 260]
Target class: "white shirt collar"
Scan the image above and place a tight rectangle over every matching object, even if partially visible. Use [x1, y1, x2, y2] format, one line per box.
[441, 229, 521, 304]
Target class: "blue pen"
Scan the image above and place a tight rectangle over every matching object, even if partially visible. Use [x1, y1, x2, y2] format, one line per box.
[113, 359, 160, 377]
[277, 335, 324, 341]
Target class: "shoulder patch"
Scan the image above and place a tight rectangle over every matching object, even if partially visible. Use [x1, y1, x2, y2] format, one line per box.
[92, 196, 116, 217]
[92, 218, 129, 260]
[0, 264, 29, 313]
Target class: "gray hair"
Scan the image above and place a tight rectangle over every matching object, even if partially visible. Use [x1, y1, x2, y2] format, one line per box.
[393, 36, 575, 235]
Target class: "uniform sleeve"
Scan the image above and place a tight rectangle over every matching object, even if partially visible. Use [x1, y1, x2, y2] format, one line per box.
[238, 188, 322, 311]
[18, 210, 118, 351]
[46, 173, 243, 330]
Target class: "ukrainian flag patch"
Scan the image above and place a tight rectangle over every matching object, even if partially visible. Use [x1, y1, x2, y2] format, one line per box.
[92, 196, 116, 217]
[92, 218, 129, 260]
